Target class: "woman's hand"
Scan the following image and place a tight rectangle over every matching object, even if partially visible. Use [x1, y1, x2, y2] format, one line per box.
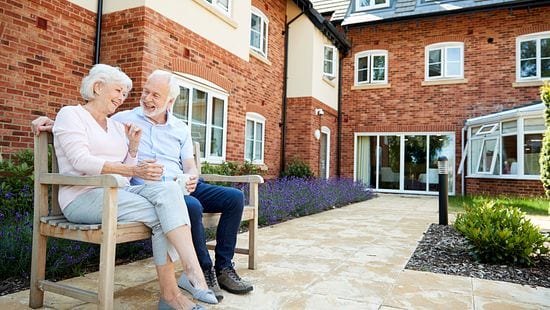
[125, 123, 141, 157]
[31, 116, 54, 135]
[134, 159, 164, 180]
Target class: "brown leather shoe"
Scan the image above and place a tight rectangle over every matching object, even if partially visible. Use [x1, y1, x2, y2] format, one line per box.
[216, 265, 253, 294]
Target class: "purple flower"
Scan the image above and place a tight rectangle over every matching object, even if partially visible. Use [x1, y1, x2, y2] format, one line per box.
[4, 192, 13, 199]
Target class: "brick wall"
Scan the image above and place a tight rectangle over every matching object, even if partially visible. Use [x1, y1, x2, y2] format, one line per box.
[341, 5, 550, 195]
[465, 178, 545, 197]
[286, 97, 338, 177]
[0, 0, 96, 154]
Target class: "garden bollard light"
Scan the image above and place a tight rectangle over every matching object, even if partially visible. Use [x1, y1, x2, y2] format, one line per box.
[438, 156, 449, 225]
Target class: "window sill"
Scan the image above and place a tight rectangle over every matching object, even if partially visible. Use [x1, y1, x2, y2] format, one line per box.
[322, 75, 336, 88]
[192, 0, 238, 29]
[466, 174, 541, 181]
[512, 80, 546, 88]
[351, 83, 391, 90]
[250, 49, 271, 65]
[422, 78, 468, 86]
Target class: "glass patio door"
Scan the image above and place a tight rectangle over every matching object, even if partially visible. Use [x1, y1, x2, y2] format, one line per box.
[404, 135, 427, 191]
[378, 135, 400, 190]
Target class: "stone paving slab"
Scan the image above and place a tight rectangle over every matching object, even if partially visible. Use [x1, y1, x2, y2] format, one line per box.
[1, 194, 549, 309]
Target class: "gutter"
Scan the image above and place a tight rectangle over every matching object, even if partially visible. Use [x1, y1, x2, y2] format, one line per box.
[336, 54, 343, 177]
[281, 12, 304, 175]
[93, 0, 103, 64]
[342, 0, 550, 28]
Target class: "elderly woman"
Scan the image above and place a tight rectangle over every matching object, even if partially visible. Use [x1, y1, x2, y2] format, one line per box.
[52, 64, 215, 310]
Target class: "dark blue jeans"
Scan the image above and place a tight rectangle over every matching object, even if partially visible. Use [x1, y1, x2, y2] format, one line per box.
[184, 180, 244, 272]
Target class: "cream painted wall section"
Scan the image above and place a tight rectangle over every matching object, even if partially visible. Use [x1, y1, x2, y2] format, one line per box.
[287, 15, 339, 110]
[287, 15, 314, 99]
[311, 31, 338, 110]
[68, 0, 251, 61]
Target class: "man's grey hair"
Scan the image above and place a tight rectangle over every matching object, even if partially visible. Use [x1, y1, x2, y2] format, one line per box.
[148, 70, 180, 101]
[80, 64, 132, 101]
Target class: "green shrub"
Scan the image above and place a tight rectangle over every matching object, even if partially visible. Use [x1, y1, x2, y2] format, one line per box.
[201, 161, 262, 176]
[0, 149, 34, 220]
[454, 200, 549, 266]
[281, 158, 314, 178]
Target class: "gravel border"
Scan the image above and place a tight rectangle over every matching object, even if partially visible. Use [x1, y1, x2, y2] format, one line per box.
[405, 223, 550, 288]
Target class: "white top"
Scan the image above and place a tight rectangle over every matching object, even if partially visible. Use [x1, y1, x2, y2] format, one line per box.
[53, 105, 137, 210]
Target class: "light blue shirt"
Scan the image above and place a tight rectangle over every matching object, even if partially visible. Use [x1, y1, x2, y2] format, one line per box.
[112, 107, 194, 185]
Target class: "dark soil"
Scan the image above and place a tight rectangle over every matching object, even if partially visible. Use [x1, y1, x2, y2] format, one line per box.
[406, 223, 550, 288]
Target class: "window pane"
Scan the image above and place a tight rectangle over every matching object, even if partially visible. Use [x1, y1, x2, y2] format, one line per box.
[372, 68, 385, 81]
[379, 135, 400, 190]
[446, 61, 460, 76]
[542, 38, 550, 57]
[360, 0, 371, 7]
[210, 128, 223, 157]
[212, 97, 224, 127]
[324, 47, 334, 61]
[404, 135, 427, 191]
[501, 135, 517, 175]
[254, 141, 262, 160]
[524, 118, 545, 132]
[324, 61, 333, 75]
[478, 139, 496, 173]
[251, 14, 260, 31]
[372, 55, 385, 67]
[255, 122, 263, 140]
[358, 56, 368, 69]
[502, 120, 517, 134]
[470, 139, 482, 173]
[245, 140, 253, 161]
[542, 59, 550, 78]
[192, 89, 207, 124]
[429, 64, 441, 77]
[520, 40, 536, 58]
[217, 0, 229, 11]
[358, 69, 368, 82]
[246, 120, 254, 139]
[447, 47, 460, 61]
[375, 0, 386, 4]
[524, 134, 542, 175]
[262, 21, 268, 54]
[429, 49, 441, 64]
[520, 59, 537, 78]
[192, 125, 206, 157]
[173, 87, 189, 122]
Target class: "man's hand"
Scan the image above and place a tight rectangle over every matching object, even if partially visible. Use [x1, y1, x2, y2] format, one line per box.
[31, 116, 54, 135]
[134, 159, 164, 180]
[185, 175, 198, 194]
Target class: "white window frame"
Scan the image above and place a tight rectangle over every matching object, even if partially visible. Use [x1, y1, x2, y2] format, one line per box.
[354, 50, 388, 85]
[466, 116, 545, 179]
[244, 112, 265, 164]
[355, 0, 390, 11]
[516, 31, 550, 82]
[205, 0, 231, 15]
[425, 42, 464, 81]
[323, 45, 337, 78]
[172, 74, 228, 164]
[250, 7, 269, 58]
[320, 126, 331, 179]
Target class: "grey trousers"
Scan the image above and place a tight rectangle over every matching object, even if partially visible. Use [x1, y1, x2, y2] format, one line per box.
[63, 181, 190, 265]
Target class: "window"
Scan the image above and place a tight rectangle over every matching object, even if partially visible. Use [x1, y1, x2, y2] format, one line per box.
[172, 76, 228, 163]
[355, 50, 388, 85]
[245, 112, 265, 164]
[356, 0, 390, 11]
[516, 32, 550, 81]
[323, 45, 336, 77]
[205, 0, 230, 15]
[466, 115, 545, 178]
[250, 7, 268, 57]
[425, 42, 464, 80]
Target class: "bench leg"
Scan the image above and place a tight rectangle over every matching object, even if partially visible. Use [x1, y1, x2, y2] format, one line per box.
[29, 231, 47, 308]
[248, 218, 257, 270]
[98, 188, 118, 310]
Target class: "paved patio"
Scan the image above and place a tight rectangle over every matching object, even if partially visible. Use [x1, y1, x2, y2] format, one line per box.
[1, 194, 549, 309]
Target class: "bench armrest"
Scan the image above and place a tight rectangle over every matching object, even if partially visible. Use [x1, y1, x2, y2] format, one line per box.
[200, 174, 264, 184]
[38, 173, 127, 187]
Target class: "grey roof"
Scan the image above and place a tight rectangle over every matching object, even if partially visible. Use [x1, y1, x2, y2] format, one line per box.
[310, 0, 351, 21]
[341, 0, 548, 26]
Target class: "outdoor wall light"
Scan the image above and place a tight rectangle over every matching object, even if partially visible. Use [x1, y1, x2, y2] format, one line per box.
[314, 129, 321, 140]
[315, 108, 324, 116]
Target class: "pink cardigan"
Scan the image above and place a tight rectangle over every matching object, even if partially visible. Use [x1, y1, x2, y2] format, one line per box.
[52, 105, 137, 210]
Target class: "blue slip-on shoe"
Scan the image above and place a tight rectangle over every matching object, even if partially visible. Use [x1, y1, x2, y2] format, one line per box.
[178, 273, 218, 304]
[158, 298, 206, 310]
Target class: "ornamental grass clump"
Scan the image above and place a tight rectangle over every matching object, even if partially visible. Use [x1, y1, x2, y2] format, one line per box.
[454, 200, 549, 266]
[540, 81, 550, 200]
[258, 177, 374, 225]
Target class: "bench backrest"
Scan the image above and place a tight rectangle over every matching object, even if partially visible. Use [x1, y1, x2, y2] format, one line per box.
[35, 132, 203, 217]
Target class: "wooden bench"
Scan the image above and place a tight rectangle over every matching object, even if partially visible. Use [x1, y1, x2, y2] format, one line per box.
[29, 132, 263, 309]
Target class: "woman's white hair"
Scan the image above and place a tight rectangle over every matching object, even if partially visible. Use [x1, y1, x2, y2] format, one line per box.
[80, 64, 133, 101]
[148, 70, 180, 101]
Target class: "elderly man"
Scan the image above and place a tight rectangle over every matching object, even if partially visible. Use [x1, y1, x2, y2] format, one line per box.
[32, 70, 253, 302]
